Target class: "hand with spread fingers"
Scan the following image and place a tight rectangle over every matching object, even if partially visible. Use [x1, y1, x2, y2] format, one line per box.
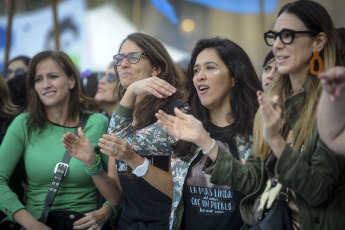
[98, 133, 136, 162]
[61, 127, 97, 167]
[155, 108, 208, 147]
[318, 66, 345, 101]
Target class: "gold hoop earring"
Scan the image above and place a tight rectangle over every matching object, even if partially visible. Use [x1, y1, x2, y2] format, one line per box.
[309, 51, 323, 75]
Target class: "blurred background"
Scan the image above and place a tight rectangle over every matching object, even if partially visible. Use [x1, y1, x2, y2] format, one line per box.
[1, 0, 345, 75]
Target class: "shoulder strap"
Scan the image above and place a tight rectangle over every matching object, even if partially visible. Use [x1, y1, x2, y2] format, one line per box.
[39, 112, 91, 223]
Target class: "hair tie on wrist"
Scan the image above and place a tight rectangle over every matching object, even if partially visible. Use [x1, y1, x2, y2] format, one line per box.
[84, 154, 103, 175]
[202, 139, 216, 155]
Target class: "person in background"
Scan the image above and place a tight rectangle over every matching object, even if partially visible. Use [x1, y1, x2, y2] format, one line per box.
[2, 55, 30, 81]
[0, 74, 18, 144]
[261, 50, 277, 90]
[156, 36, 262, 230]
[62, 32, 186, 230]
[0, 51, 112, 230]
[7, 73, 28, 114]
[157, 1, 345, 229]
[80, 69, 99, 98]
[317, 66, 345, 155]
[95, 63, 120, 118]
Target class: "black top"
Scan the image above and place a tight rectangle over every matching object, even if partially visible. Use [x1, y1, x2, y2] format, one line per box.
[181, 124, 245, 230]
[116, 156, 171, 230]
[115, 101, 183, 230]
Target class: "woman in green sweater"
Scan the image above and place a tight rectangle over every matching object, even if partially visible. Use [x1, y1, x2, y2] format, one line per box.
[0, 51, 112, 230]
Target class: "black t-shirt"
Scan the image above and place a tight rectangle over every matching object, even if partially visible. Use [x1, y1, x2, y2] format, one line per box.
[181, 124, 245, 230]
[117, 156, 171, 230]
[116, 101, 184, 230]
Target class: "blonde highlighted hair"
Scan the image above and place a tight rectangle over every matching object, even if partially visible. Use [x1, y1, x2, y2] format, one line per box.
[253, 0, 338, 159]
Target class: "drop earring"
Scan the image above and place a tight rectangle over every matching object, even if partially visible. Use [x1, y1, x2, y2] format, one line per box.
[309, 51, 323, 75]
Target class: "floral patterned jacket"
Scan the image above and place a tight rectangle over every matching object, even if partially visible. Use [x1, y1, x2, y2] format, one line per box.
[107, 103, 176, 156]
[169, 135, 253, 230]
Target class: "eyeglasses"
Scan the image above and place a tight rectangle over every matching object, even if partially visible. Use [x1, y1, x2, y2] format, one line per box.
[1, 68, 27, 79]
[264, 29, 318, 46]
[113, 52, 148, 66]
[98, 72, 116, 83]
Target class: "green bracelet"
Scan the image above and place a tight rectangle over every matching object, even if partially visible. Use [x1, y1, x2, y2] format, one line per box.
[84, 154, 103, 175]
[103, 201, 123, 218]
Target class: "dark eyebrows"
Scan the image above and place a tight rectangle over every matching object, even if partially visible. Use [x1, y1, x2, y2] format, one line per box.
[194, 61, 219, 68]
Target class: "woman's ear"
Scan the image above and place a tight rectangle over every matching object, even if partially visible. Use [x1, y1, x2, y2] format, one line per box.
[152, 66, 162, 76]
[69, 74, 76, 89]
[314, 32, 328, 52]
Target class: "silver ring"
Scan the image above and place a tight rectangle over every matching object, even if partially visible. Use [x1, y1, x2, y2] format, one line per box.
[89, 228, 92, 230]
[113, 148, 118, 155]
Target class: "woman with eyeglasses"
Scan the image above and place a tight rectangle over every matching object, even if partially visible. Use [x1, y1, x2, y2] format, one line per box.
[62, 32, 186, 230]
[156, 1, 345, 230]
[95, 63, 120, 118]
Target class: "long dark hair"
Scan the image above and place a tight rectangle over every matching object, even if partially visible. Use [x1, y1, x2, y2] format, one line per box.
[174, 37, 262, 161]
[26, 51, 99, 137]
[115, 33, 186, 130]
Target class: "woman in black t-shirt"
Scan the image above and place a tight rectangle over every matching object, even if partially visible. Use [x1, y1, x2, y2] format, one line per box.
[156, 37, 262, 229]
[62, 32, 186, 230]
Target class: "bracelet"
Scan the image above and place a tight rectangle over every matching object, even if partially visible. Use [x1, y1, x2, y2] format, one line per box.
[84, 154, 103, 175]
[202, 139, 216, 155]
[103, 201, 123, 218]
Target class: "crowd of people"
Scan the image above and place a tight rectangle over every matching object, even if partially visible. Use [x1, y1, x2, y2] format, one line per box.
[0, 1, 344, 230]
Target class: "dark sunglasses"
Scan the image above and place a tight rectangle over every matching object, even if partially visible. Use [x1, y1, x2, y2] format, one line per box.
[98, 72, 116, 83]
[1, 68, 27, 79]
[113, 52, 148, 66]
[264, 29, 318, 46]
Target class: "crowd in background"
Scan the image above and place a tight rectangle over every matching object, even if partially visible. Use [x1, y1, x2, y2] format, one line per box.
[0, 1, 345, 230]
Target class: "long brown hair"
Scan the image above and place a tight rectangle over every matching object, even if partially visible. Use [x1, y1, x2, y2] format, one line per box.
[26, 51, 99, 137]
[253, 0, 338, 159]
[115, 33, 186, 130]
[0, 74, 18, 120]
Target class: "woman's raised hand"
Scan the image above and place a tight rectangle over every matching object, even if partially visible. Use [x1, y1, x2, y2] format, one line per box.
[257, 91, 282, 144]
[62, 127, 96, 166]
[155, 108, 208, 147]
[318, 66, 345, 101]
[127, 76, 176, 98]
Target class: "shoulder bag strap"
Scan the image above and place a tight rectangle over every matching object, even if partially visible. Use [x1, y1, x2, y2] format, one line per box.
[39, 112, 92, 223]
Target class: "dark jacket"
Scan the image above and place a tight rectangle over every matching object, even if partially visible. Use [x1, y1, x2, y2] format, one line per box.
[211, 78, 345, 230]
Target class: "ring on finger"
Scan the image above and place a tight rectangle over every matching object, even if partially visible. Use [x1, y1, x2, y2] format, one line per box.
[113, 148, 118, 155]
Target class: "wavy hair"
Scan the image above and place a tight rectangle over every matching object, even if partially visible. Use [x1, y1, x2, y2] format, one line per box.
[0, 74, 18, 120]
[173, 37, 262, 161]
[253, 0, 338, 159]
[115, 33, 186, 130]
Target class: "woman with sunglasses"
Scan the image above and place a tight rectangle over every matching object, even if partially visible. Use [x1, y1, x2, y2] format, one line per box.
[156, 1, 345, 229]
[95, 63, 120, 118]
[62, 32, 186, 230]
[2, 55, 31, 81]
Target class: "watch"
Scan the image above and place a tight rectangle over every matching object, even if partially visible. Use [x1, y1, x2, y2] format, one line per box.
[132, 158, 149, 177]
